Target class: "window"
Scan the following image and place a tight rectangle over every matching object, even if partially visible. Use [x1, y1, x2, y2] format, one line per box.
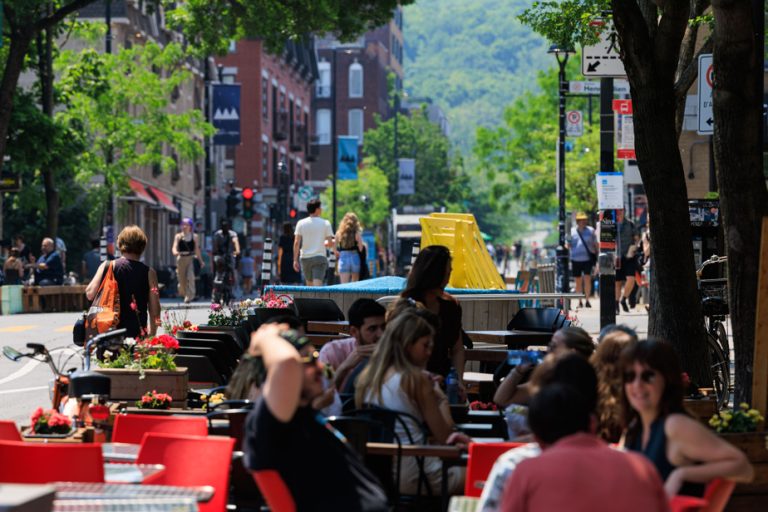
[261, 77, 269, 119]
[316, 61, 331, 98]
[316, 109, 331, 145]
[348, 109, 364, 145]
[348, 61, 363, 98]
[262, 142, 269, 180]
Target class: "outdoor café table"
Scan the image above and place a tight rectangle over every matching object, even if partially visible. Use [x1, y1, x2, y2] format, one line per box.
[306, 320, 351, 335]
[53, 497, 198, 511]
[103, 463, 165, 484]
[366, 442, 463, 510]
[102, 443, 140, 463]
[53, 482, 214, 503]
[465, 330, 554, 347]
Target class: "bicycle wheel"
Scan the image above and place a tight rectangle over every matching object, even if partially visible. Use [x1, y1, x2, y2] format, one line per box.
[707, 334, 730, 409]
[714, 321, 730, 363]
[48, 345, 85, 375]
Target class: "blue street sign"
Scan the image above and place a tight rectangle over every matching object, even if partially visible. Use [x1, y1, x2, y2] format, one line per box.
[212, 84, 241, 145]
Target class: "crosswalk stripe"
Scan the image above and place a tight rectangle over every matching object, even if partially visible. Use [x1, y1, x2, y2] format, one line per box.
[0, 325, 36, 333]
[54, 326, 73, 332]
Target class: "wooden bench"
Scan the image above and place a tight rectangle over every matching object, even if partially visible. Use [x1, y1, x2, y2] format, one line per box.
[22, 285, 87, 313]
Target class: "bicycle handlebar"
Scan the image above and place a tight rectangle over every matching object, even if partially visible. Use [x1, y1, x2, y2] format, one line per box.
[83, 328, 128, 371]
[696, 254, 727, 278]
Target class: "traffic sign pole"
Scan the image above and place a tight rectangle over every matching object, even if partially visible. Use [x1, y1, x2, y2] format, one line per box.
[599, 77, 617, 328]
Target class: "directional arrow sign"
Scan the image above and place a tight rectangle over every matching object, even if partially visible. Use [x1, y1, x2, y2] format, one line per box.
[697, 54, 714, 135]
[582, 19, 626, 77]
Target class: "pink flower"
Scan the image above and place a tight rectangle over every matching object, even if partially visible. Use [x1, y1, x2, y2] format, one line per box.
[210, 303, 221, 311]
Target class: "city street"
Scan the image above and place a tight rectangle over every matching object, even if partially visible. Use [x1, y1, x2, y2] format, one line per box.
[0, 300, 212, 425]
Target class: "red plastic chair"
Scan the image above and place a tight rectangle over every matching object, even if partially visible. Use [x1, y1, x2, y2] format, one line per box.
[0, 420, 22, 441]
[464, 442, 525, 497]
[669, 478, 737, 512]
[112, 413, 209, 444]
[0, 440, 104, 483]
[252, 470, 296, 512]
[136, 432, 235, 512]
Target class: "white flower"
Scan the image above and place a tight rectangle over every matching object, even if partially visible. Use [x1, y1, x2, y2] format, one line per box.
[103, 350, 113, 358]
[124, 338, 137, 347]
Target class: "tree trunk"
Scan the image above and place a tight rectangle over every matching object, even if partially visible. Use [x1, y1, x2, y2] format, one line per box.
[0, 30, 34, 167]
[613, 1, 711, 386]
[38, 22, 60, 239]
[711, 0, 767, 404]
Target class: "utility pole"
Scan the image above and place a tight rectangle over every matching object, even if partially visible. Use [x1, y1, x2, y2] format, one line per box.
[599, 77, 617, 328]
[331, 48, 338, 231]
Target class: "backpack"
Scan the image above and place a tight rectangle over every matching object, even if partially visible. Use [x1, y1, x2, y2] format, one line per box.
[85, 261, 120, 341]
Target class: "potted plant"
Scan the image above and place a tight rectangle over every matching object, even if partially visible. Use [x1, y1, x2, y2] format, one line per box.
[95, 334, 188, 407]
[161, 309, 199, 336]
[25, 407, 75, 438]
[243, 292, 296, 330]
[200, 302, 249, 347]
[136, 390, 173, 410]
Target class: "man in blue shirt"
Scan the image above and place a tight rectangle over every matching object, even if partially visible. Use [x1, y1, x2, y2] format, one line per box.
[35, 238, 64, 286]
[569, 213, 597, 308]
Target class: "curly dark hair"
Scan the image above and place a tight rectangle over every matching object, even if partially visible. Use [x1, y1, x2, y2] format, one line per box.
[590, 330, 637, 442]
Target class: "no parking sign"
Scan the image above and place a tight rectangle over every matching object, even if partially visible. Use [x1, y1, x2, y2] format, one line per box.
[566, 110, 583, 137]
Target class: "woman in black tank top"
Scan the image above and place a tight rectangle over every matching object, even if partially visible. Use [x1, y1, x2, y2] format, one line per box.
[173, 218, 204, 303]
[86, 225, 161, 338]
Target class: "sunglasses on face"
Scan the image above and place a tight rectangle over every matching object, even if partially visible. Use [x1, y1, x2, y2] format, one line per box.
[300, 350, 321, 365]
[624, 369, 658, 384]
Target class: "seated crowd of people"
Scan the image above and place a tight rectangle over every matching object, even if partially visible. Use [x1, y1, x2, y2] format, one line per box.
[234, 245, 754, 511]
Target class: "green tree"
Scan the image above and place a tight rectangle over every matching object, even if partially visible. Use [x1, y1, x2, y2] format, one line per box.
[474, 59, 603, 218]
[54, 41, 214, 228]
[520, 1, 766, 400]
[320, 159, 391, 230]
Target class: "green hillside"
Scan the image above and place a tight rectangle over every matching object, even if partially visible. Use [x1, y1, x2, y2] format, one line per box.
[403, 0, 550, 151]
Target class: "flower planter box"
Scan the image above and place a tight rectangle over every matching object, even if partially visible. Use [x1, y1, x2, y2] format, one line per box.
[94, 367, 189, 408]
[717, 432, 768, 511]
[685, 398, 718, 424]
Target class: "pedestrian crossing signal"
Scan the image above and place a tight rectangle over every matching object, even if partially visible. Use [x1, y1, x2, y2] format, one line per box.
[242, 188, 255, 219]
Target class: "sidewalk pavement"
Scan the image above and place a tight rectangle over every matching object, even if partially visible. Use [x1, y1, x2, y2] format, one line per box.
[571, 299, 649, 339]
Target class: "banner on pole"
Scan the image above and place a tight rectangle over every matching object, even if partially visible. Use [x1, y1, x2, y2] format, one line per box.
[596, 172, 624, 210]
[337, 136, 359, 180]
[212, 84, 241, 145]
[397, 158, 415, 195]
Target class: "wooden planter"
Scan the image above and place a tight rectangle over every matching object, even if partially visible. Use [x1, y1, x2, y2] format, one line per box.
[685, 398, 718, 424]
[94, 367, 189, 408]
[718, 432, 768, 511]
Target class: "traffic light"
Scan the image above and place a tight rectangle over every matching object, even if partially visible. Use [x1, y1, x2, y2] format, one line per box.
[226, 189, 241, 218]
[242, 188, 255, 219]
[289, 208, 297, 219]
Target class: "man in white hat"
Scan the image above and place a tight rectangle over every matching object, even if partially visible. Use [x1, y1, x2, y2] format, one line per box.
[569, 212, 598, 308]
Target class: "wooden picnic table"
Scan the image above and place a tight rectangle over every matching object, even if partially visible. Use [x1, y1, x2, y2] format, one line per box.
[466, 330, 553, 347]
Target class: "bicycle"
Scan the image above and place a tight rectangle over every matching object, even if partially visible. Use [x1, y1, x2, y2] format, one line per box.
[212, 254, 235, 305]
[2, 329, 127, 416]
[696, 254, 730, 409]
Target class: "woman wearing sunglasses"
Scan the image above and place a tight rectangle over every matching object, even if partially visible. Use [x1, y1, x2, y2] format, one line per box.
[620, 339, 753, 498]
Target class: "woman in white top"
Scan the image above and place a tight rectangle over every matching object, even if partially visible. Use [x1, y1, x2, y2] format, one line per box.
[354, 310, 470, 495]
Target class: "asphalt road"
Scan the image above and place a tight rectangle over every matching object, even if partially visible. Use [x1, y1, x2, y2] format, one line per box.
[0, 300, 212, 425]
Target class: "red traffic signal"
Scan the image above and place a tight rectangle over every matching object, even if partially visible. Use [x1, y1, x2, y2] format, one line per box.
[289, 208, 297, 219]
[241, 188, 254, 200]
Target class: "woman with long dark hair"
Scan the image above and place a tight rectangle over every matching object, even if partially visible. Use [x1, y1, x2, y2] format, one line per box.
[277, 222, 302, 284]
[400, 245, 464, 383]
[620, 339, 753, 497]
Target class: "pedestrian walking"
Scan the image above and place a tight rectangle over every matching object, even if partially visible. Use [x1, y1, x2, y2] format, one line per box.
[240, 250, 254, 296]
[570, 212, 598, 308]
[615, 211, 639, 314]
[172, 218, 204, 304]
[293, 199, 334, 287]
[277, 222, 302, 284]
[335, 212, 364, 284]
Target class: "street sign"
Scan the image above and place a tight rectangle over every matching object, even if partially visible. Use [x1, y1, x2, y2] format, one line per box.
[596, 172, 624, 210]
[0, 173, 20, 192]
[697, 53, 714, 134]
[568, 80, 630, 95]
[612, 100, 636, 160]
[566, 110, 583, 137]
[582, 20, 626, 77]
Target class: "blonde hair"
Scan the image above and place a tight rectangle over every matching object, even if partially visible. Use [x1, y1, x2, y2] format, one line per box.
[336, 212, 361, 250]
[590, 331, 637, 442]
[354, 311, 435, 408]
[117, 225, 148, 255]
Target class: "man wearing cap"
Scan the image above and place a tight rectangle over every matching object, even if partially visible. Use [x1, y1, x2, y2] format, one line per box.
[569, 213, 598, 308]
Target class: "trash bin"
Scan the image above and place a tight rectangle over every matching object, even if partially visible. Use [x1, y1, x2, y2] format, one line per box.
[1, 285, 23, 314]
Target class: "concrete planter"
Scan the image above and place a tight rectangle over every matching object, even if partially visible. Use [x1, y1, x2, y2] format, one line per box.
[94, 367, 189, 408]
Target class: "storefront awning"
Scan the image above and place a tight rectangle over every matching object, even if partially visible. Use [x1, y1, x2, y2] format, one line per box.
[147, 186, 180, 214]
[127, 179, 157, 205]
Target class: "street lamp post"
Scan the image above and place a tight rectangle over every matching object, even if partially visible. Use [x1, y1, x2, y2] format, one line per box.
[549, 44, 573, 297]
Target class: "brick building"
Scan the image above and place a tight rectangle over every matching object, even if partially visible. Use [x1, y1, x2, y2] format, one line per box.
[312, 8, 405, 195]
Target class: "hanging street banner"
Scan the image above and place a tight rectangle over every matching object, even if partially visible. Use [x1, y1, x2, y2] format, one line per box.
[582, 19, 627, 77]
[596, 172, 624, 210]
[612, 99, 636, 160]
[697, 54, 714, 135]
[337, 136, 359, 180]
[566, 110, 583, 137]
[212, 84, 241, 145]
[397, 158, 415, 195]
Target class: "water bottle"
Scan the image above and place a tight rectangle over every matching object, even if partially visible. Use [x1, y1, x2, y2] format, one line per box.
[446, 367, 460, 404]
[507, 350, 528, 366]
